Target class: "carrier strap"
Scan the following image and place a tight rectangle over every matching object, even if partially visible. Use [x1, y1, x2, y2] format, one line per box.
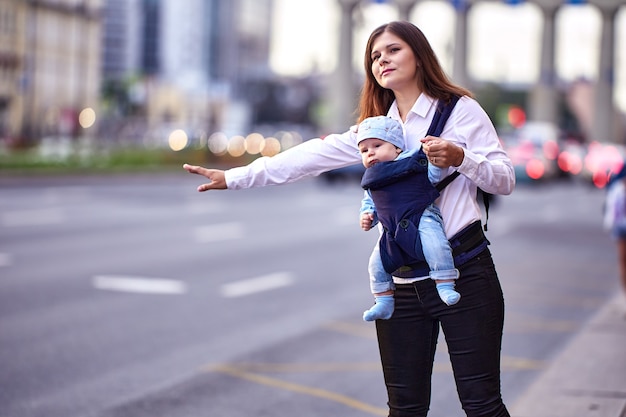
[427, 95, 489, 231]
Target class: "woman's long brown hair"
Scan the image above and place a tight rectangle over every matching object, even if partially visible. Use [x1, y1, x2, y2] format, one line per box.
[357, 21, 473, 124]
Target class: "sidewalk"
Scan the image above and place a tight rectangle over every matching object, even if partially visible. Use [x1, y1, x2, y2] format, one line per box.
[510, 293, 626, 417]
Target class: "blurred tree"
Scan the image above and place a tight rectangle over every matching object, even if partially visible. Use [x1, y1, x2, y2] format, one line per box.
[101, 75, 145, 118]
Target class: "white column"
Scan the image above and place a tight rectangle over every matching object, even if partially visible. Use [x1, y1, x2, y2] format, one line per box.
[452, 0, 470, 88]
[591, 5, 618, 143]
[528, 4, 559, 124]
[326, 0, 362, 132]
[393, 0, 417, 20]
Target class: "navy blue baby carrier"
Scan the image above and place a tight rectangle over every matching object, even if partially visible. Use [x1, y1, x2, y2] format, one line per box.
[360, 95, 460, 275]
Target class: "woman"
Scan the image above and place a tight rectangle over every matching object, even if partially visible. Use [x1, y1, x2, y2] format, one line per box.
[184, 21, 515, 417]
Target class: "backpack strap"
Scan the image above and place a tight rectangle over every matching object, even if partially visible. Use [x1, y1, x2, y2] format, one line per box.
[426, 95, 460, 193]
[426, 95, 460, 138]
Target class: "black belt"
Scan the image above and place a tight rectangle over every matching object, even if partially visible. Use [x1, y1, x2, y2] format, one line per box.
[393, 220, 489, 278]
[450, 220, 487, 257]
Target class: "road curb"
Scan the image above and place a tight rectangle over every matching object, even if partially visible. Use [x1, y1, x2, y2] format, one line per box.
[510, 293, 626, 417]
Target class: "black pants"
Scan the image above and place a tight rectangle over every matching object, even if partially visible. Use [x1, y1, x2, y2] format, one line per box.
[375, 249, 510, 417]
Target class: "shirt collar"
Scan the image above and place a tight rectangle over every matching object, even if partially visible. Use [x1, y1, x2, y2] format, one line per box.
[388, 93, 436, 120]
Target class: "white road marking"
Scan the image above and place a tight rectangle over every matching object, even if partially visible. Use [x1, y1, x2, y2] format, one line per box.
[92, 275, 187, 295]
[0, 253, 12, 267]
[194, 222, 244, 243]
[220, 272, 294, 298]
[1, 208, 64, 227]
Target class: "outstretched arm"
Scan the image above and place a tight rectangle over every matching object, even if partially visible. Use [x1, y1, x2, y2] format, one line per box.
[184, 129, 362, 191]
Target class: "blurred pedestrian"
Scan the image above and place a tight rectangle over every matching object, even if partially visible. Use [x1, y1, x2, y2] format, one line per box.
[184, 21, 515, 417]
[604, 163, 626, 300]
[357, 115, 460, 323]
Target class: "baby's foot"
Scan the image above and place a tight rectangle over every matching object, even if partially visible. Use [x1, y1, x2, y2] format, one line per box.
[436, 282, 460, 306]
[363, 295, 394, 321]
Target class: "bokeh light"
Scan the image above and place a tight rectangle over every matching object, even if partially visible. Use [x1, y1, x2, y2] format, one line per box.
[276, 130, 303, 150]
[584, 141, 625, 187]
[208, 132, 229, 156]
[558, 151, 583, 175]
[507, 106, 526, 129]
[260, 137, 281, 157]
[526, 159, 545, 180]
[168, 129, 188, 151]
[542, 140, 559, 160]
[245, 132, 264, 155]
[228, 135, 246, 157]
[202, 130, 307, 159]
[195, 130, 208, 149]
[78, 107, 96, 129]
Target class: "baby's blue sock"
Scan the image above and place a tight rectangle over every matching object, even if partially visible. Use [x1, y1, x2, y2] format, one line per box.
[363, 295, 394, 321]
[436, 281, 460, 306]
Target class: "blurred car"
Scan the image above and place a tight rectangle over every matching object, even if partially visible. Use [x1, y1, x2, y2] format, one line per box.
[319, 164, 366, 184]
[556, 136, 586, 178]
[501, 122, 561, 182]
[581, 141, 625, 188]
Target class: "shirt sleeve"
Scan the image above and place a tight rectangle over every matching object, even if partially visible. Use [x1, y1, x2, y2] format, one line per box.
[225, 128, 362, 190]
[428, 164, 444, 185]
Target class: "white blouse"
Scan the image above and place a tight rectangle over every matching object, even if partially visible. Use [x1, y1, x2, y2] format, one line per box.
[225, 93, 515, 238]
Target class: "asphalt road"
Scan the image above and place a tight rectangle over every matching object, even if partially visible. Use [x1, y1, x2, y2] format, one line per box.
[0, 172, 619, 417]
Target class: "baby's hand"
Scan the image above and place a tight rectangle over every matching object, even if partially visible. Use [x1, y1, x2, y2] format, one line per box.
[420, 136, 439, 149]
[361, 212, 375, 231]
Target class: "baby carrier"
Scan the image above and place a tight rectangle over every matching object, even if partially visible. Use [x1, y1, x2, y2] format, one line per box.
[361, 95, 460, 274]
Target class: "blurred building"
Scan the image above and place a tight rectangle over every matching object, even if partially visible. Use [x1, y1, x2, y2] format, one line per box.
[0, 0, 278, 145]
[0, 0, 103, 145]
[0, 0, 25, 144]
[101, 0, 143, 79]
[100, 0, 276, 143]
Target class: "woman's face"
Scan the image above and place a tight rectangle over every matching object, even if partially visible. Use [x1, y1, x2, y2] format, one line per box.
[370, 31, 419, 92]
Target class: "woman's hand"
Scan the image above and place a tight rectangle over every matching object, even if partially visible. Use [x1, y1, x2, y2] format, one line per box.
[421, 137, 464, 168]
[183, 164, 227, 191]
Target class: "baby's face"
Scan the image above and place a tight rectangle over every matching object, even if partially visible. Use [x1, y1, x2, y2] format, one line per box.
[358, 138, 401, 168]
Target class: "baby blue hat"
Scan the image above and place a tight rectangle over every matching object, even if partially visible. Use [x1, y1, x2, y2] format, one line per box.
[357, 116, 404, 150]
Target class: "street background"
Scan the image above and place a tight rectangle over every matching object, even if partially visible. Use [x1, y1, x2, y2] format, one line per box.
[0, 173, 620, 417]
[2, 2, 625, 415]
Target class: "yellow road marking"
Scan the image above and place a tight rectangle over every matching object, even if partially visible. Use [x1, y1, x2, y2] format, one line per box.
[206, 361, 455, 373]
[201, 355, 542, 416]
[210, 362, 382, 373]
[501, 356, 545, 370]
[201, 319, 544, 414]
[204, 355, 542, 378]
[211, 364, 387, 416]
